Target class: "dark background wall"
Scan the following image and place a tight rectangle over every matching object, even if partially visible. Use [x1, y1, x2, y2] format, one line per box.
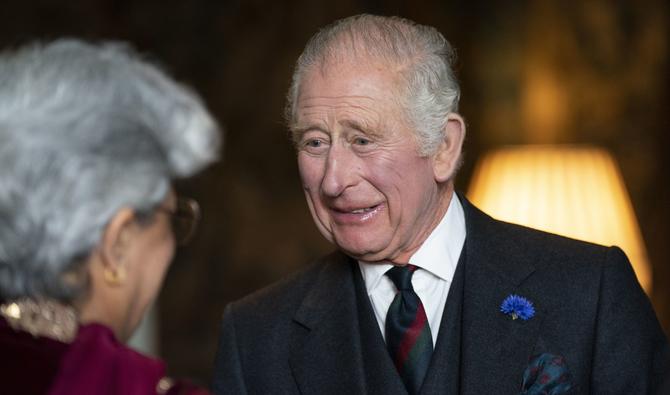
[2, 0, 668, 385]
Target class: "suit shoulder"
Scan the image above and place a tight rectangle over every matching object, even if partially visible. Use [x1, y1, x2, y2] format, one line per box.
[473, 209, 620, 273]
[225, 251, 346, 320]
[500, 219, 611, 256]
[462, 197, 613, 265]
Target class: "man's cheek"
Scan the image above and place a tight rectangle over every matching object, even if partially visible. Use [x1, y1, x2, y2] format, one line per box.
[299, 164, 324, 187]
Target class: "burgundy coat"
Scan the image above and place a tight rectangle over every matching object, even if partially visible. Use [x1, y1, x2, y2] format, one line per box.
[0, 316, 209, 395]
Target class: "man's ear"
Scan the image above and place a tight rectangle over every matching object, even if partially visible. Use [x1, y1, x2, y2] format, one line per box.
[432, 113, 466, 183]
[99, 208, 135, 286]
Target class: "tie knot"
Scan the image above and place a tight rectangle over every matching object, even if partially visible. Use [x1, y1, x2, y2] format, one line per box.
[386, 264, 417, 291]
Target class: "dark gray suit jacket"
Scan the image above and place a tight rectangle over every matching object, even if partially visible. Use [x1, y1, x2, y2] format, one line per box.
[213, 198, 669, 394]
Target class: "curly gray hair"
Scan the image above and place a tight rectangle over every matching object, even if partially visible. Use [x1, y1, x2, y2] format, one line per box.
[0, 39, 220, 302]
[286, 14, 461, 156]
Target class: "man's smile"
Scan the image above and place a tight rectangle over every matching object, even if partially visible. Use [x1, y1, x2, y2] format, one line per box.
[328, 202, 385, 224]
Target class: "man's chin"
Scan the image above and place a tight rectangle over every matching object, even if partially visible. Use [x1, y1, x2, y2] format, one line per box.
[335, 241, 388, 263]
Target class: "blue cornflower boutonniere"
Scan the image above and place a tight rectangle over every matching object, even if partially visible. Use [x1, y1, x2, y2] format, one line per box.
[500, 294, 535, 320]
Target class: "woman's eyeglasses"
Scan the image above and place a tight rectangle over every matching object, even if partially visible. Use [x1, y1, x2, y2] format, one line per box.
[156, 197, 201, 246]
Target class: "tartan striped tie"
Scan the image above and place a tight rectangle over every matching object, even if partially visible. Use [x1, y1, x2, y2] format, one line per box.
[385, 264, 433, 395]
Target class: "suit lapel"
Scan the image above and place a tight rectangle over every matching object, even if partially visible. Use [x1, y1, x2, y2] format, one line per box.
[289, 252, 367, 394]
[458, 196, 544, 394]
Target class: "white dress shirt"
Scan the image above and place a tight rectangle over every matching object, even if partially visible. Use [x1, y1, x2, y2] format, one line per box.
[358, 195, 466, 346]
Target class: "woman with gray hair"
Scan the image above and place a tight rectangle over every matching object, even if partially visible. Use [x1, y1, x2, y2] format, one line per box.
[0, 39, 220, 394]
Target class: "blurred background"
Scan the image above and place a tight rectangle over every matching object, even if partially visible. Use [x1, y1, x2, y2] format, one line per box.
[2, 0, 668, 386]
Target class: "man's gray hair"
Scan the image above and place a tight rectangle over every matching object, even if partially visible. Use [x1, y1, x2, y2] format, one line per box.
[286, 14, 460, 155]
[0, 39, 220, 302]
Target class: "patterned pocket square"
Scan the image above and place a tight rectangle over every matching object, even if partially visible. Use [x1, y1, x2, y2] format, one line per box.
[519, 353, 573, 395]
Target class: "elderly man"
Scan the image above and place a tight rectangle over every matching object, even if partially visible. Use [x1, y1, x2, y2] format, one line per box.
[213, 15, 669, 394]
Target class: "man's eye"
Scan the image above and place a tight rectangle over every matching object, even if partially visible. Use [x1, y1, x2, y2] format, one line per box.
[354, 137, 371, 145]
[301, 138, 328, 152]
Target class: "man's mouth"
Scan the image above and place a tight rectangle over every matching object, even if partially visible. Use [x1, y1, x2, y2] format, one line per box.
[349, 206, 378, 214]
[329, 203, 384, 224]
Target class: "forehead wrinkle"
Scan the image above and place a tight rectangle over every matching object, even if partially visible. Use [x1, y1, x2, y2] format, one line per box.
[297, 94, 377, 108]
[335, 102, 380, 125]
[296, 94, 383, 127]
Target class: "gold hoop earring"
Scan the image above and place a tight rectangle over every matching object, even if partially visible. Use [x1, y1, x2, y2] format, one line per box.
[104, 267, 125, 286]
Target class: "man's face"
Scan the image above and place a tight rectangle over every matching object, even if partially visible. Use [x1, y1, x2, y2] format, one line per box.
[294, 60, 453, 263]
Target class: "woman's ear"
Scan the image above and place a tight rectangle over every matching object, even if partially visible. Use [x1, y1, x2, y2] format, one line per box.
[432, 113, 466, 183]
[99, 208, 135, 286]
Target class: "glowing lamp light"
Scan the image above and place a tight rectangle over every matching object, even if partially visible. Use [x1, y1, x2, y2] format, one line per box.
[467, 145, 651, 293]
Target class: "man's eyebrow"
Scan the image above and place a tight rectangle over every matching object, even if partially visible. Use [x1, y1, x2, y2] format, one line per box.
[289, 124, 327, 144]
[341, 119, 383, 138]
[290, 119, 383, 140]
[290, 124, 323, 135]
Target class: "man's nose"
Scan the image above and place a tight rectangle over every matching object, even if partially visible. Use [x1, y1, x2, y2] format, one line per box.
[321, 145, 356, 197]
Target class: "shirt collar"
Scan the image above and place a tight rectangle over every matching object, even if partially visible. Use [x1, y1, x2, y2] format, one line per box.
[358, 193, 467, 291]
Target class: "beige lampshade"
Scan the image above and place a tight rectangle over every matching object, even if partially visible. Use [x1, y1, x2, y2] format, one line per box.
[467, 145, 651, 293]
